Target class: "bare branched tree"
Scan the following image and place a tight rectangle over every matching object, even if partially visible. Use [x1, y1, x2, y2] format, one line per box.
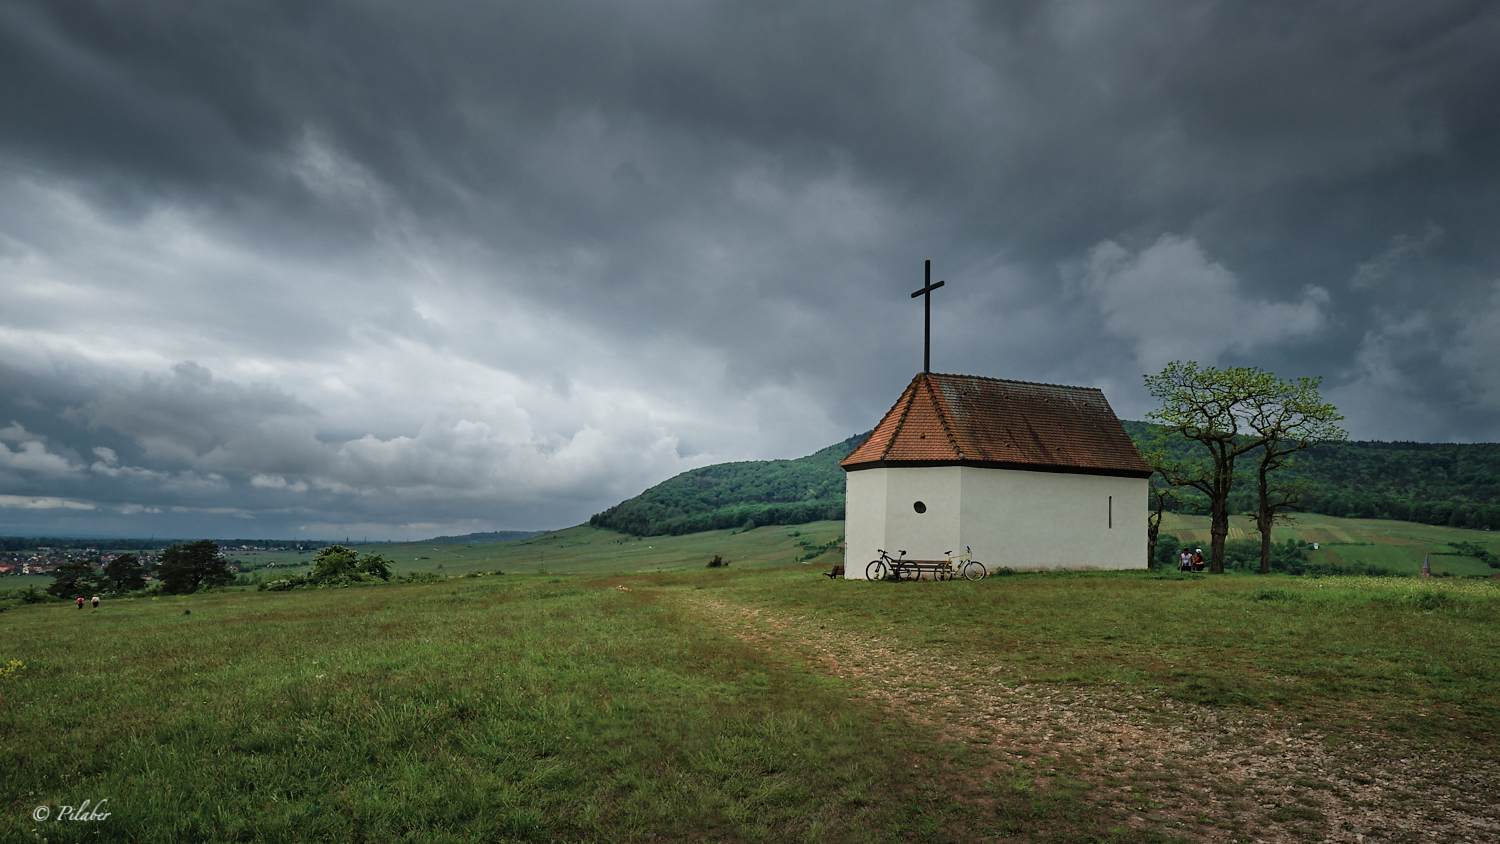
[1244, 377, 1346, 573]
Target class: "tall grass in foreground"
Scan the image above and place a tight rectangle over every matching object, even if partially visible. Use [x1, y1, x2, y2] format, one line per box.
[5, 577, 939, 843]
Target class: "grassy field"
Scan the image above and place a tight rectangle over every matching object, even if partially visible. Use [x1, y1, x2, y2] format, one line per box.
[361, 522, 848, 578]
[4, 523, 1499, 842]
[5, 572, 950, 843]
[4, 515, 1499, 840]
[1161, 512, 1500, 576]
[0, 521, 841, 592]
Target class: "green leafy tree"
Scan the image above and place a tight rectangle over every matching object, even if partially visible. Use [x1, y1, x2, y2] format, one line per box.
[46, 560, 104, 599]
[309, 546, 393, 585]
[1145, 362, 1282, 573]
[157, 540, 233, 594]
[104, 553, 148, 593]
[1243, 377, 1347, 574]
[310, 545, 360, 584]
[1123, 420, 1500, 531]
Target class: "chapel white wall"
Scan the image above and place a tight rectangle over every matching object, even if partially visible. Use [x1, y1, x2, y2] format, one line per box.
[958, 467, 1145, 571]
[842, 466, 1146, 577]
[843, 469, 888, 579]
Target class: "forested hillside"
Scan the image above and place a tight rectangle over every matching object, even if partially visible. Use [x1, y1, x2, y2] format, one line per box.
[1122, 421, 1500, 530]
[588, 432, 869, 536]
[591, 424, 1500, 537]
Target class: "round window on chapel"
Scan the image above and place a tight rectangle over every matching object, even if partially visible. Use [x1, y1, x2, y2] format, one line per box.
[913, 501, 927, 514]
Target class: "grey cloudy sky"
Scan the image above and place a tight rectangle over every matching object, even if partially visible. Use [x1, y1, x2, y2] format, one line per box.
[3, 0, 1498, 540]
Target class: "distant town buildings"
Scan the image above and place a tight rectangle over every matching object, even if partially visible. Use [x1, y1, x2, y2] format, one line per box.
[0, 549, 161, 576]
[1, 542, 306, 577]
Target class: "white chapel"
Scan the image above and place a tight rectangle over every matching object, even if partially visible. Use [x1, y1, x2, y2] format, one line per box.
[840, 372, 1151, 577]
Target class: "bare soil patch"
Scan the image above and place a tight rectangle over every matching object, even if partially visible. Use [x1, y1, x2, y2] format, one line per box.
[677, 592, 1500, 844]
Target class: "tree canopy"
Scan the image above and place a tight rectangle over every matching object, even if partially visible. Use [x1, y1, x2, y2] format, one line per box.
[45, 560, 103, 599]
[157, 540, 234, 594]
[104, 553, 148, 593]
[1145, 362, 1285, 573]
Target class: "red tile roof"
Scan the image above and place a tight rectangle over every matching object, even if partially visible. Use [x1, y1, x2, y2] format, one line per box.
[840, 372, 1152, 478]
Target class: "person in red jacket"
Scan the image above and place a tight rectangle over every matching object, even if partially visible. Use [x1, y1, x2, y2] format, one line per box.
[76, 596, 85, 610]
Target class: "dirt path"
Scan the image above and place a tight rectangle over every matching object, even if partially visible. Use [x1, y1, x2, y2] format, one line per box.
[676, 591, 1499, 844]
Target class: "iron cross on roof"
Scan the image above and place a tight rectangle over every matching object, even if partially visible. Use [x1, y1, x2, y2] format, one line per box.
[910, 259, 945, 374]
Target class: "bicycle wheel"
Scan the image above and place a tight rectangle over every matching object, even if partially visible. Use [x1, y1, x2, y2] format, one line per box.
[866, 560, 889, 581]
[896, 561, 920, 582]
[962, 561, 987, 581]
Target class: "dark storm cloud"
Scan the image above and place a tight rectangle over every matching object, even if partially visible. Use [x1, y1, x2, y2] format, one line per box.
[3, 0, 1499, 538]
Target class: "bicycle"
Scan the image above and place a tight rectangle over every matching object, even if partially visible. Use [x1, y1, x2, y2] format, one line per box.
[942, 546, 987, 581]
[866, 549, 909, 581]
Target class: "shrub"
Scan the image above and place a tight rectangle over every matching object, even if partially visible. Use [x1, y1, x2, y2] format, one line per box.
[255, 547, 403, 591]
[0, 586, 57, 613]
[310, 546, 360, 583]
[707, 555, 729, 568]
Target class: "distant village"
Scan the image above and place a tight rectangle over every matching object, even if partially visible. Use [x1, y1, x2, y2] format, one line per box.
[0, 543, 313, 578]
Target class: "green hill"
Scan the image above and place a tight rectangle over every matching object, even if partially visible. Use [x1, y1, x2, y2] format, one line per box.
[587, 432, 869, 536]
[590, 423, 1500, 538]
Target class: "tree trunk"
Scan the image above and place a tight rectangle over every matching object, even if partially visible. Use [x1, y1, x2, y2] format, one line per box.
[1257, 516, 1273, 574]
[1209, 502, 1228, 573]
[1208, 450, 1233, 574]
[1257, 469, 1273, 574]
[1146, 496, 1165, 570]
